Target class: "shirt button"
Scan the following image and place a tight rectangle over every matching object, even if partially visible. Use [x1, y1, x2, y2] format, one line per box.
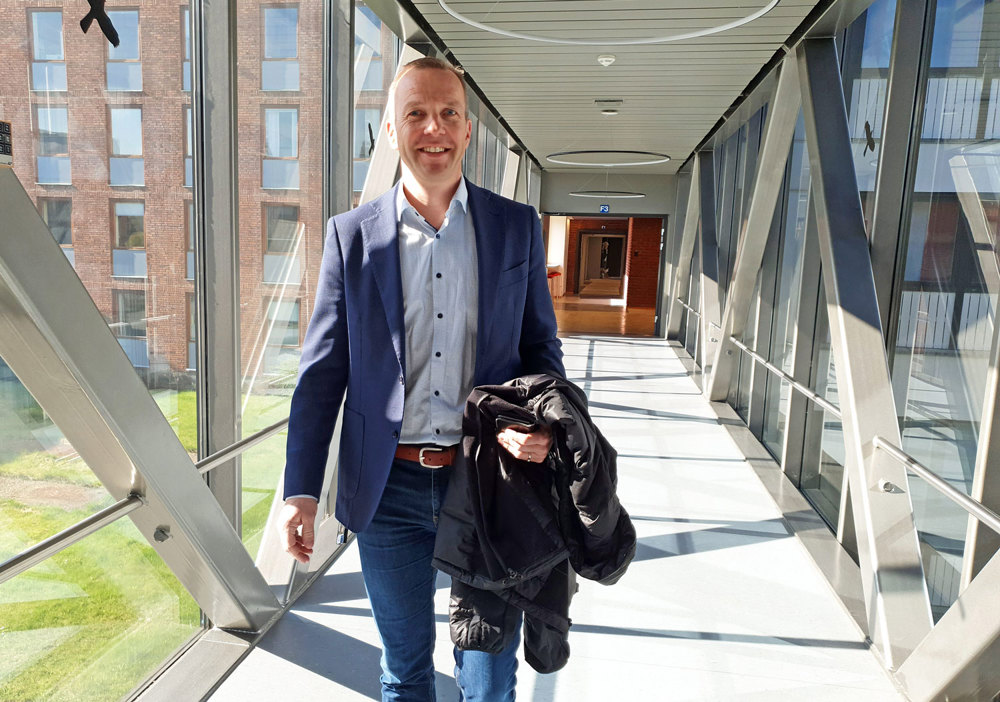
[436, 273, 442, 279]
[435, 429, 441, 435]
[434, 390, 440, 396]
[435, 351, 441, 357]
[435, 234, 441, 239]
[437, 313, 443, 319]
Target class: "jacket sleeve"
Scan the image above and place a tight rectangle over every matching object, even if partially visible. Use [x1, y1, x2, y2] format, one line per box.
[518, 206, 565, 378]
[282, 216, 350, 500]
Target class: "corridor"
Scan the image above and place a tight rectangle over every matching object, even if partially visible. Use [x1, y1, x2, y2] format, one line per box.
[210, 337, 902, 701]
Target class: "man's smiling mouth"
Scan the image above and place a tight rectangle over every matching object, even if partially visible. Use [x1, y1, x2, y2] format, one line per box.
[421, 147, 448, 153]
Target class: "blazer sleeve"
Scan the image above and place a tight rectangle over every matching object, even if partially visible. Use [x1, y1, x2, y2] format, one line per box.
[518, 206, 565, 378]
[283, 216, 351, 500]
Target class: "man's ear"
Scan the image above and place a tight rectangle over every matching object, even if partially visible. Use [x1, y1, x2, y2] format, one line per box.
[386, 118, 399, 151]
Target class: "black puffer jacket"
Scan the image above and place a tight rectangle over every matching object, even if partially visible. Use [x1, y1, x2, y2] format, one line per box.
[432, 373, 636, 673]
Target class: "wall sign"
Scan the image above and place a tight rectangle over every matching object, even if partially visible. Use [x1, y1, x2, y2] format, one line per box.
[599, 204, 610, 213]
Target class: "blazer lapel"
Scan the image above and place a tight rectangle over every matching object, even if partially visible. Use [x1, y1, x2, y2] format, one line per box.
[360, 189, 406, 374]
[468, 180, 506, 381]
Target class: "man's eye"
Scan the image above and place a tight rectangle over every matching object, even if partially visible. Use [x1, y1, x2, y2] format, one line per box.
[408, 110, 422, 118]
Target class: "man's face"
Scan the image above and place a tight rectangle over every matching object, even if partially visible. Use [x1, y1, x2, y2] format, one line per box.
[387, 68, 471, 188]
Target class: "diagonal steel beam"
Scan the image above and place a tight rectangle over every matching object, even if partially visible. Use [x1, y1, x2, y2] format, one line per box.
[707, 55, 801, 401]
[797, 38, 931, 669]
[696, 151, 723, 376]
[666, 158, 701, 339]
[896, 545, 1000, 701]
[0, 167, 279, 630]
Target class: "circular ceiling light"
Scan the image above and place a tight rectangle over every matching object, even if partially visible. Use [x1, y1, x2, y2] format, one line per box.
[436, 0, 780, 46]
[569, 190, 646, 199]
[546, 150, 670, 167]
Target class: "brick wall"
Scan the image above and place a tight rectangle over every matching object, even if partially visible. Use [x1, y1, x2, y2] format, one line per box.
[0, 0, 386, 383]
[626, 217, 663, 308]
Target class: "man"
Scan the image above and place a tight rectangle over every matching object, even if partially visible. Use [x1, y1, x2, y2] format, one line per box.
[277, 56, 564, 702]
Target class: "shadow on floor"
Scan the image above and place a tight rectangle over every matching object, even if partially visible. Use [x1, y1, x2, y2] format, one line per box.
[256, 612, 456, 700]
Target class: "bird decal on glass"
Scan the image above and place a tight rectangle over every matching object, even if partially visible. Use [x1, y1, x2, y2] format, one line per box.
[862, 119, 876, 156]
[80, 0, 120, 48]
[368, 122, 376, 156]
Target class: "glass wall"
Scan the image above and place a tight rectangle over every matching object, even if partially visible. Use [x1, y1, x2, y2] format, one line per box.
[890, 0, 1000, 617]
[0, 1, 204, 688]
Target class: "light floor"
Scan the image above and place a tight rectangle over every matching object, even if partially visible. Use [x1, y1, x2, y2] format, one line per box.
[552, 297, 655, 336]
[210, 337, 905, 702]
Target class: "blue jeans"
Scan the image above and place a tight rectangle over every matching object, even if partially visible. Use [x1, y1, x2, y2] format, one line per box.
[356, 458, 521, 702]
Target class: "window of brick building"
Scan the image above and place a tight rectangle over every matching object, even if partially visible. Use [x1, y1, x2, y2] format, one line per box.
[262, 108, 299, 189]
[186, 293, 197, 371]
[263, 205, 301, 284]
[182, 7, 191, 92]
[184, 107, 193, 187]
[106, 10, 142, 91]
[35, 105, 70, 184]
[112, 289, 149, 367]
[263, 299, 300, 374]
[185, 200, 195, 280]
[262, 6, 299, 91]
[112, 201, 146, 277]
[109, 107, 144, 186]
[38, 198, 72, 246]
[30, 10, 66, 92]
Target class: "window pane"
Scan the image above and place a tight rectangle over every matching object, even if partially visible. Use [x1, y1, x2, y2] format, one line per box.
[262, 61, 299, 91]
[265, 109, 297, 157]
[265, 205, 300, 253]
[36, 157, 71, 184]
[31, 62, 67, 92]
[113, 290, 147, 338]
[32, 12, 63, 60]
[109, 158, 145, 187]
[891, 0, 996, 619]
[842, 0, 897, 231]
[264, 7, 298, 58]
[40, 199, 72, 246]
[110, 109, 142, 155]
[107, 11, 140, 60]
[0, 521, 199, 701]
[261, 160, 299, 189]
[115, 202, 145, 248]
[37, 107, 68, 154]
[106, 62, 142, 91]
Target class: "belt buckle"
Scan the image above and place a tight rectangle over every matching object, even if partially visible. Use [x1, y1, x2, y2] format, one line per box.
[418, 446, 445, 468]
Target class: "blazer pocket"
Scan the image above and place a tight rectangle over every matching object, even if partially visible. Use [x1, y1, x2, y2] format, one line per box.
[498, 259, 528, 287]
[338, 406, 365, 499]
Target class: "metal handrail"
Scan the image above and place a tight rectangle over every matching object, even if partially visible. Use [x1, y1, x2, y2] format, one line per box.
[728, 336, 842, 418]
[0, 493, 145, 585]
[197, 417, 290, 475]
[674, 297, 701, 318]
[871, 436, 1000, 536]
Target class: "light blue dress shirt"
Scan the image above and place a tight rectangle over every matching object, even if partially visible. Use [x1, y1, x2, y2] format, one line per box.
[395, 179, 479, 446]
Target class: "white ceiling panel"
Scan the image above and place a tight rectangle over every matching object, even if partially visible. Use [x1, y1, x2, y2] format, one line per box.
[408, 0, 822, 173]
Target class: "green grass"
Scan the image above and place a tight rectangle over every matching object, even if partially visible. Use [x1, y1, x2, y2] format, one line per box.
[0, 501, 199, 702]
[0, 387, 297, 698]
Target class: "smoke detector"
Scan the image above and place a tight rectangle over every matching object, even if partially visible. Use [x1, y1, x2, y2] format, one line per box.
[597, 54, 616, 67]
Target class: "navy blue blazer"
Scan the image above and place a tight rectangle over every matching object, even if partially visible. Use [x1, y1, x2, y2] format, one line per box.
[283, 179, 565, 532]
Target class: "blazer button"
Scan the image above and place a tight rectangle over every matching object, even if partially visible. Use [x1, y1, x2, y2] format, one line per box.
[398, 375, 404, 385]
[392, 430, 398, 439]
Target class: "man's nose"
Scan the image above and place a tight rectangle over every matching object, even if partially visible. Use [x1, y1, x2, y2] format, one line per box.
[422, 116, 443, 134]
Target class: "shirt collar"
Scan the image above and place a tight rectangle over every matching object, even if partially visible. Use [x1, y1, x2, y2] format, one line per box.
[395, 178, 469, 224]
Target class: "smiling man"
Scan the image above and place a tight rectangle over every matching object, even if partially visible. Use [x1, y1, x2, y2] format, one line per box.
[277, 57, 564, 701]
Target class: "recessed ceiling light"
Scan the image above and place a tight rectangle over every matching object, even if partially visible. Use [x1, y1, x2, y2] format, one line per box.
[601, 109, 619, 116]
[546, 150, 671, 167]
[436, 0, 780, 46]
[597, 54, 616, 67]
[569, 190, 646, 199]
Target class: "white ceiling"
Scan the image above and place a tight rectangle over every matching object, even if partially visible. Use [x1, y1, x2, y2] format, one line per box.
[408, 0, 821, 174]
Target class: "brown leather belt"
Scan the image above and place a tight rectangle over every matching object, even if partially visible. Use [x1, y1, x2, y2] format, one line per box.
[394, 443, 458, 468]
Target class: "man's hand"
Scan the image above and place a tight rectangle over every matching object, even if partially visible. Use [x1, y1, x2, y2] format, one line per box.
[497, 424, 552, 464]
[278, 497, 318, 564]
